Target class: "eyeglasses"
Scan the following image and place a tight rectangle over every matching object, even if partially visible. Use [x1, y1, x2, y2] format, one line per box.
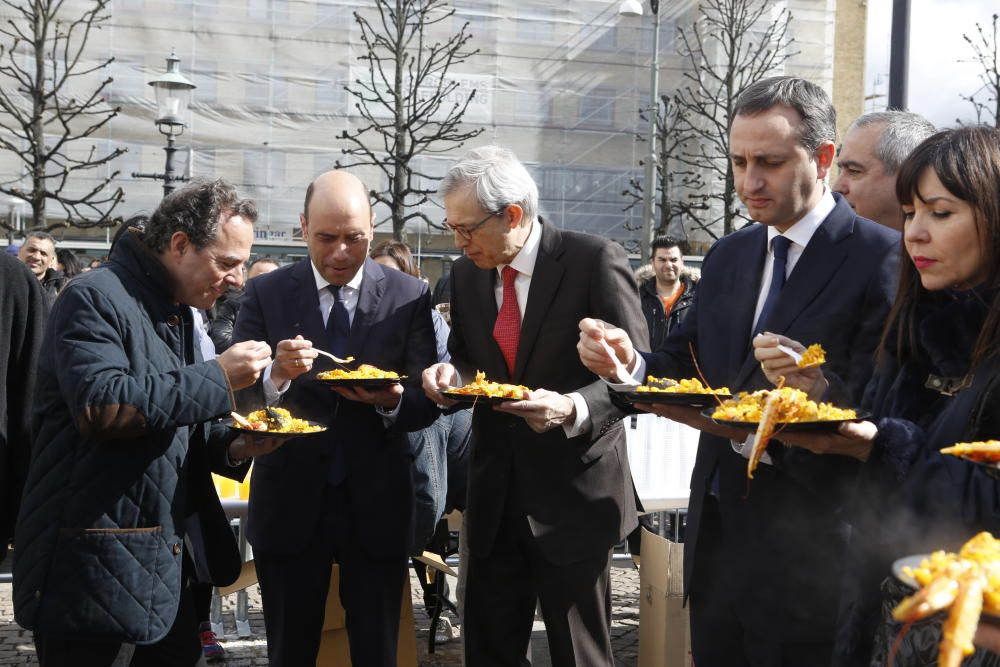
[444, 207, 506, 241]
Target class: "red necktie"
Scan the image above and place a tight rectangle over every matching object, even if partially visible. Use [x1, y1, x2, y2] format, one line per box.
[492, 266, 521, 375]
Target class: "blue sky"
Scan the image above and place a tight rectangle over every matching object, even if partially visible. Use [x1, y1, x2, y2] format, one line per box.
[865, 0, 996, 128]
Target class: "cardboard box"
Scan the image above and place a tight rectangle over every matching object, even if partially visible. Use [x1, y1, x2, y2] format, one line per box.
[316, 564, 418, 667]
[638, 528, 693, 667]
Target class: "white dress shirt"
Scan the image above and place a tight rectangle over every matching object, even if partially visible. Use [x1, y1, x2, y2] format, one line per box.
[611, 190, 836, 464]
[263, 261, 401, 421]
[489, 220, 591, 438]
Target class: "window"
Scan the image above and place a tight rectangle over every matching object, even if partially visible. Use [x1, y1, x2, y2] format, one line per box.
[193, 59, 217, 105]
[243, 150, 266, 188]
[578, 88, 615, 129]
[515, 11, 555, 45]
[243, 72, 269, 109]
[314, 70, 348, 115]
[590, 25, 618, 52]
[108, 56, 146, 103]
[640, 18, 675, 55]
[513, 90, 552, 125]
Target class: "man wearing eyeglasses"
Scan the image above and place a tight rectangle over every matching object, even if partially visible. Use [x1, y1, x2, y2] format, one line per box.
[231, 170, 439, 667]
[422, 146, 647, 666]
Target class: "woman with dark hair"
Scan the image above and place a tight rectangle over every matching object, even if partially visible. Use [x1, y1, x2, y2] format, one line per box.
[56, 248, 83, 280]
[371, 239, 418, 278]
[756, 126, 1000, 665]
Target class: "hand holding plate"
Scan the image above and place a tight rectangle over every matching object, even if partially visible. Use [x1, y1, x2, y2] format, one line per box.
[331, 382, 403, 410]
[422, 362, 459, 407]
[227, 433, 287, 460]
[494, 388, 575, 433]
[636, 402, 750, 441]
[773, 420, 878, 460]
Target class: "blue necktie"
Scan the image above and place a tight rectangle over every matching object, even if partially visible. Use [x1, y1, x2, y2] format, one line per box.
[753, 235, 791, 337]
[326, 285, 351, 357]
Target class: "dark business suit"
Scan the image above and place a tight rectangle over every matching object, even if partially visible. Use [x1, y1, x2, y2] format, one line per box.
[450, 221, 647, 666]
[232, 257, 438, 667]
[643, 194, 899, 665]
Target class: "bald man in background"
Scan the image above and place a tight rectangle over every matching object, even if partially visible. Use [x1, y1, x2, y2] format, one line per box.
[833, 110, 935, 230]
[231, 171, 438, 666]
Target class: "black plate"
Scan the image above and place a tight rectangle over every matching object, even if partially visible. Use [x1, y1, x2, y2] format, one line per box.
[442, 390, 523, 406]
[892, 554, 928, 590]
[892, 553, 1000, 623]
[622, 391, 732, 408]
[945, 453, 1000, 481]
[700, 408, 872, 432]
[224, 418, 327, 439]
[314, 376, 404, 388]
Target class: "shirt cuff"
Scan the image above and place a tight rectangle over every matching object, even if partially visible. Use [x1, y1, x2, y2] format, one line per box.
[376, 396, 403, 426]
[562, 392, 592, 438]
[731, 434, 773, 466]
[604, 354, 646, 392]
[262, 363, 290, 405]
[225, 442, 247, 467]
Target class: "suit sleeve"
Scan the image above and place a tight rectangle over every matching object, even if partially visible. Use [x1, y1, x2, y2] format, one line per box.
[4, 267, 47, 554]
[575, 240, 650, 437]
[391, 285, 440, 432]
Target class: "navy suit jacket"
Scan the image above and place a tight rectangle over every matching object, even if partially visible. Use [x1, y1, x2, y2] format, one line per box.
[644, 194, 899, 642]
[231, 257, 438, 557]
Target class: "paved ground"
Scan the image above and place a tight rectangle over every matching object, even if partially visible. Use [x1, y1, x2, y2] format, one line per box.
[0, 562, 640, 666]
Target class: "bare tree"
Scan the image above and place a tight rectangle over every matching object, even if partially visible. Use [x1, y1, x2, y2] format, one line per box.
[622, 94, 707, 245]
[672, 0, 796, 238]
[0, 0, 125, 232]
[959, 13, 1000, 128]
[337, 0, 484, 241]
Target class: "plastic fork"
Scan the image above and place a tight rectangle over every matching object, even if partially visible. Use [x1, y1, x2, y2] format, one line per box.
[776, 343, 823, 369]
[600, 338, 640, 386]
[312, 348, 355, 365]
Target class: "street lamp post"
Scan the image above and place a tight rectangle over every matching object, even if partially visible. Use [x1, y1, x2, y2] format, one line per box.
[133, 51, 197, 198]
[621, 0, 661, 262]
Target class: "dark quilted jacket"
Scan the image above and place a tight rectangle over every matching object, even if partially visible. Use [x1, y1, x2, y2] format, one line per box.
[13, 231, 241, 645]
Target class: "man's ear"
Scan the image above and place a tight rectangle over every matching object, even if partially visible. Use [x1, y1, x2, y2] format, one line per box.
[815, 140, 837, 180]
[505, 203, 524, 229]
[299, 213, 308, 238]
[169, 231, 191, 257]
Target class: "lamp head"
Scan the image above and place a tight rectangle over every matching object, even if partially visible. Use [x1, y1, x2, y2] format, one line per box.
[149, 50, 196, 127]
[618, 0, 643, 17]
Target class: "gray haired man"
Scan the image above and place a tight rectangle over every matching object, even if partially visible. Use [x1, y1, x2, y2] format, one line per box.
[423, 146, 647, 666]
[833, 110, 936, 229]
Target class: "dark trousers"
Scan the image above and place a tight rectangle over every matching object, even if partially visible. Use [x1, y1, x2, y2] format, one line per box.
[254, 483, 408, 667]
[464, 512, 614, 667]
[34, 559, 202, 667]
[688, 496, 833, 667]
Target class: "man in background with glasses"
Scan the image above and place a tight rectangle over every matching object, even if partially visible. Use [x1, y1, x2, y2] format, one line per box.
[423, 146, 647, 666]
